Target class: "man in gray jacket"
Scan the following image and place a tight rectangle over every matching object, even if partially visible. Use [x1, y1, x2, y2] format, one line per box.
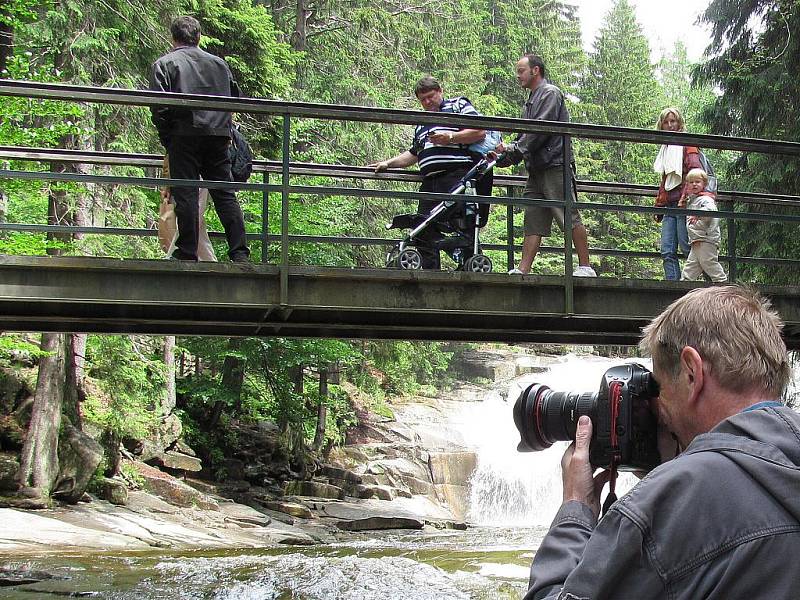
[150, 16, 249, 262]
[525, 285, 800, 599]
[497, 55, 595, 277]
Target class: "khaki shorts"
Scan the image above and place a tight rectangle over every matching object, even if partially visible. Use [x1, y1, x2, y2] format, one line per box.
[522, 167, 582, 237]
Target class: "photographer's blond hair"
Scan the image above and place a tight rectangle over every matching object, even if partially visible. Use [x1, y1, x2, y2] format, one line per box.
[640, 286, 790, 398]
[656, 107, 686, 132]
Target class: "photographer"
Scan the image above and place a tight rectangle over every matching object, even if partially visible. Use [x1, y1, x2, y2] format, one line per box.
[524, 286, 799, 599]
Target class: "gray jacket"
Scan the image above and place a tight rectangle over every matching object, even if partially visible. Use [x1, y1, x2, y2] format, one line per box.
[507, 80, 574, 171]
[686, 193, 721, 245]
[525, 405, 800, 600]
[149, 45, 240, 146]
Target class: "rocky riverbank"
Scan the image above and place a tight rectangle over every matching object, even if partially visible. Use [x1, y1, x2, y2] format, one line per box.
[0, 347, 562, 566]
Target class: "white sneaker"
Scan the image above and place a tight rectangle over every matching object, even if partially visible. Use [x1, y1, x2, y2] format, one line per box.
[508, 268, 524, 275]
[573, 265, 597, 277]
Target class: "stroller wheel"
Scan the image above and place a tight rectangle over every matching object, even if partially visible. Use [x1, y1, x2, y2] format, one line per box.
[464, 254, 493, 273]
[398, 248, 423, 270]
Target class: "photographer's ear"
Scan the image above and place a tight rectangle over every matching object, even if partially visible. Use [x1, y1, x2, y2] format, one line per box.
[680, 346, 704, 405]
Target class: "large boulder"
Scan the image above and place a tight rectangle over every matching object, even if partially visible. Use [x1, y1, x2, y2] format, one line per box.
[133, 462, 219, 510]
[449, 350, 515, 382]
[52, 424, 103, 504]
[428, 451, 477, 486]
[336, 516, 423, 531]
[149, 450, 203, 473]
[283, 480, 343, 500]
[100, 477, 128, 506]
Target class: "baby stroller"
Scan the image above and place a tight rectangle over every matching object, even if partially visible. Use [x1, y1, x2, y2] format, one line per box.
[385, 153, 501, 273]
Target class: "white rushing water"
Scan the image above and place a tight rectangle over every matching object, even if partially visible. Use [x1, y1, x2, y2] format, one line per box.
[460, 353, 648, 527]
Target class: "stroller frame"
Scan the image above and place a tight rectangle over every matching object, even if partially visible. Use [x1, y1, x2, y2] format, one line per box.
[386, 154, 500, 272]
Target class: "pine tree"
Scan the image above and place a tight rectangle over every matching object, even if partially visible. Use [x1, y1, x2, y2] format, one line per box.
[696, 0, 800, 283]
[576, 0, 663, 278]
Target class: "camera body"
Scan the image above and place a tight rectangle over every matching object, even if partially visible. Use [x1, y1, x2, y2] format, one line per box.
[513, 363, 661, 472]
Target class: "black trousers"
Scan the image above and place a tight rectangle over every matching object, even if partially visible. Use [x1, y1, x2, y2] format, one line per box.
[167, 135, 249, 261]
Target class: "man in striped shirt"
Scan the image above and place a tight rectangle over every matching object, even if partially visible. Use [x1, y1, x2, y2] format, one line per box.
[373, 76, 488, 269]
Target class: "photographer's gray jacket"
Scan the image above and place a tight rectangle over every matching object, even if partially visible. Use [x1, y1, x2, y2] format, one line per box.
[149, 46, 239, 145]
[524, 405, 800, 600]
[507, 80, 574, 171]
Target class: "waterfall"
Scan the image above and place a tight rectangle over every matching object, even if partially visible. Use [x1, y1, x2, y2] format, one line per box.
[460, 354, 645, 527]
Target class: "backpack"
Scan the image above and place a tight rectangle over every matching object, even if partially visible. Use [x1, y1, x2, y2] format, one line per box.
[697, 151, 718, 194]
[229, 125, 254, 183]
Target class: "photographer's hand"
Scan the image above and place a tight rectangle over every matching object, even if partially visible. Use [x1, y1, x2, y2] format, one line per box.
[561, 416, 610, 521]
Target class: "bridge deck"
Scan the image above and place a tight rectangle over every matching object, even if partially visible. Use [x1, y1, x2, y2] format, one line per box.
[2, 255, 799, 347]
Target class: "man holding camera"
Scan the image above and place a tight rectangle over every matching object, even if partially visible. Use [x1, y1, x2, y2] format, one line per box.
[524, 286, 800, 599]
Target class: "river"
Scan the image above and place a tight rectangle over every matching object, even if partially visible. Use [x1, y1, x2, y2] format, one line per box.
[0, 354, 652, 599]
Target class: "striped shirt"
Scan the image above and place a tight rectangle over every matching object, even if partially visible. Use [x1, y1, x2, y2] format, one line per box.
[409, 96, 480, 177]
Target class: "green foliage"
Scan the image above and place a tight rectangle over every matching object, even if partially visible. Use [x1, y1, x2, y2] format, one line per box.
[0, 333, 47, 368]
[83, 336, 165, 439]
[696, 0, 800, 284]
[363, 341, 452, 395]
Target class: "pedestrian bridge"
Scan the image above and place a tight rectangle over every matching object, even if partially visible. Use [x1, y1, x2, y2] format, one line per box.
[2, 255, 800, 348]
[1, 80, 799, 347]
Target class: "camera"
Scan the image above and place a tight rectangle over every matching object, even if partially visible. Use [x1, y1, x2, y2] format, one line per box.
[513, 363, 661, 472]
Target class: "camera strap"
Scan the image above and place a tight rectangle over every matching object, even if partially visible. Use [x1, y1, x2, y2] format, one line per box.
[602, 381, 624, 517]
[602, 468, 618, 517]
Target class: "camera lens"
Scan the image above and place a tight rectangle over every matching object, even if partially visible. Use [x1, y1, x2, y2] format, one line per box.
[513, 383, 596, 452]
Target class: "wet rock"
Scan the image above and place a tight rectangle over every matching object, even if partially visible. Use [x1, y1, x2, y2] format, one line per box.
[428, 451, 477, 486]
[101, 477, 128, 506]
[173, 439, 197, 457]
[150, 450, 203, 473]
[355, 484, 395, 501]
[319, 465, 362, 484]
[0, 452, 20, 492]
[0, 567, 63, 587]
[52, 424, 103, 504]
[0, 495, 49, 509]
[184, 477, 219, 496]
[514, 355, 549, 376]
[219, 502, 271, 527]
[433, 483, 470, 522]
[258, 499, 313, 519]
[283, 480, 344, 500]
[336, 516, 424, 531]
[401, 475, 434, 496]
[126, 490, 179, 514]
[133, 462, 219, 510]
[426, 519, 468, 530]
[449, 350, 515, 382]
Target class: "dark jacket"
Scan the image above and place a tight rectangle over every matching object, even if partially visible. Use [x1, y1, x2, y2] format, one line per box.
[149, 45, 240, 145]
[525, 405, 800, 600]
[507, 80, 573, 172]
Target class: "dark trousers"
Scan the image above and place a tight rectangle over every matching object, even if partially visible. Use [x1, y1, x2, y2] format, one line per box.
[167, 135, 249, 261]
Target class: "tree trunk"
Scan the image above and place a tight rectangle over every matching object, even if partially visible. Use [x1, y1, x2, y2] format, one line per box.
[63, 333, 86, 429]
[208, 340, 245, 429]
[163, 336, 176, 415]
[313, 366, 328, 451]
[291, 0, 310, 51]
[17, 333, 67, 497]
[0, 19, 12, 75]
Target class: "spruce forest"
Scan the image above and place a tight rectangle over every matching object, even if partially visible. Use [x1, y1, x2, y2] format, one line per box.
[1, 0, 799, 499]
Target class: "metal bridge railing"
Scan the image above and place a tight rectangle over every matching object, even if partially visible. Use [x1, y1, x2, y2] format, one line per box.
[1, 80, 800, 312]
